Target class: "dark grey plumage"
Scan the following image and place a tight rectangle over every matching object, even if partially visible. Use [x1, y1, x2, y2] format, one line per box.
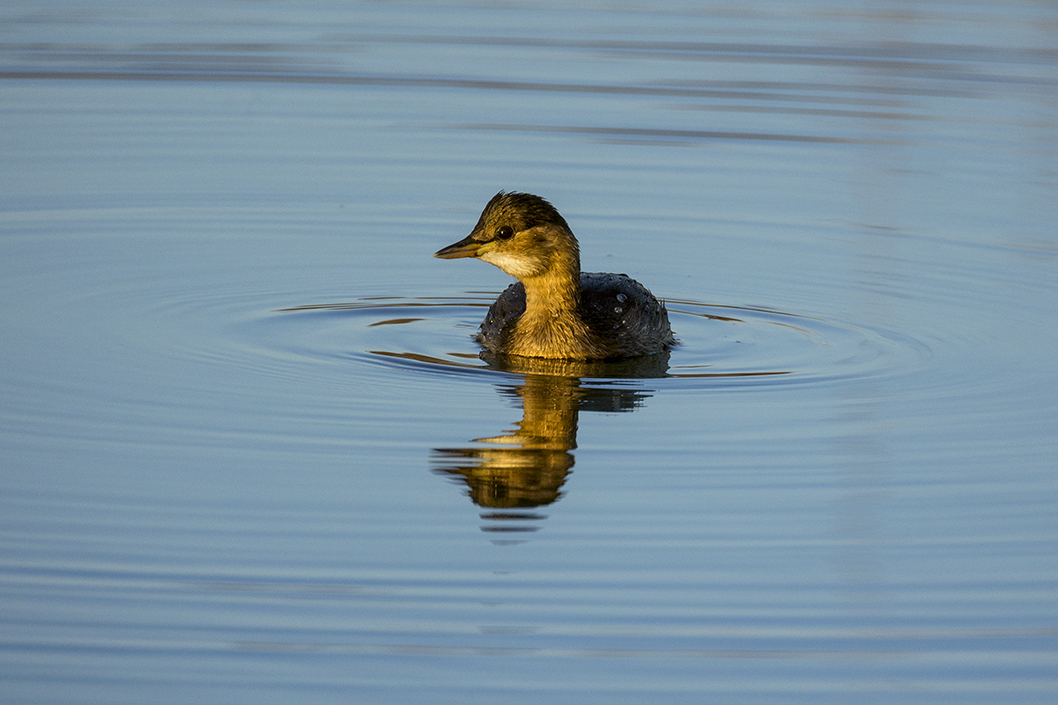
[479, 272, 674, 359]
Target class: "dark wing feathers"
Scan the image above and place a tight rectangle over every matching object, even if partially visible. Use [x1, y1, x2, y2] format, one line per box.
[477, 282, 525, 351]
[579, 273, 675, 355]
[477, 273, 674, 357]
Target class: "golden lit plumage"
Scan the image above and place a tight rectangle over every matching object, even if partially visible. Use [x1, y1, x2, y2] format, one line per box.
[434, 192, 676, 360]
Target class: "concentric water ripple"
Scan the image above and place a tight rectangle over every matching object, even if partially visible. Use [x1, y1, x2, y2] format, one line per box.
[271, 294, 930, 389]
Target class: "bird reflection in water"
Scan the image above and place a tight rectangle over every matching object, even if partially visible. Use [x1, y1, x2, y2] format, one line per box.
[431, 352, 669, 541]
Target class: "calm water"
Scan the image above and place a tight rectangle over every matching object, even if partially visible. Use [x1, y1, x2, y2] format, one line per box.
[2, 1, 1057, 703]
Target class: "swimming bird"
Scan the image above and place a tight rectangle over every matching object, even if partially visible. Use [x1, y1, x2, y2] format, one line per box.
[434, 191, 675, 360]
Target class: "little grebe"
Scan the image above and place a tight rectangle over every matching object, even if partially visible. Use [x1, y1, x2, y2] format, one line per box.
[434, 192, 676, 360]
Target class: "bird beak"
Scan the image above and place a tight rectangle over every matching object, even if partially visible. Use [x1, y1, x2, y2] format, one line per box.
[434, 234, 487, 259]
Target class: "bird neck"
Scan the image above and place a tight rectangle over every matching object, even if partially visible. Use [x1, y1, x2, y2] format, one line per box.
[521, 249, 582, 316]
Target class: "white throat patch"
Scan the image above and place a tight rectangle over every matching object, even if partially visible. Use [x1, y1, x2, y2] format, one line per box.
[480, 249, 544, 279]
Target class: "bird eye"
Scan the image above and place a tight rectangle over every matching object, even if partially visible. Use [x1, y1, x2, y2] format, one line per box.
[495, 225, 514, 240]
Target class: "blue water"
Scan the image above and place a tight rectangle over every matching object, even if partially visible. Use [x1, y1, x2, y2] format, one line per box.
[2, 2, 1057, 703]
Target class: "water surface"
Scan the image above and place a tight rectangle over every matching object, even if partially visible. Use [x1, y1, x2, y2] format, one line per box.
[2, 2, 1057, 703]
